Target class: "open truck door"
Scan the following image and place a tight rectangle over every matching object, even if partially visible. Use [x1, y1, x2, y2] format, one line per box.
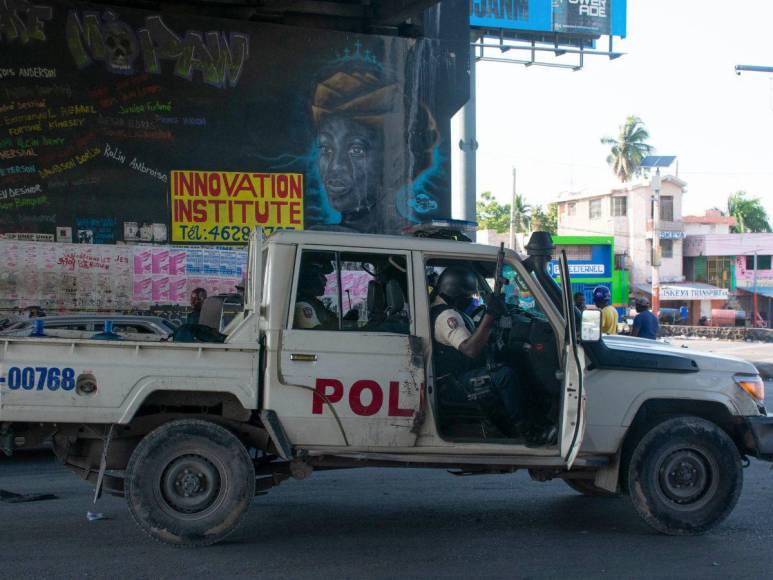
[558, 250, 587, 469]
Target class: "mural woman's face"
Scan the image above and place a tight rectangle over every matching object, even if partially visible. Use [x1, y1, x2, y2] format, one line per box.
[318, 117, 381, 213]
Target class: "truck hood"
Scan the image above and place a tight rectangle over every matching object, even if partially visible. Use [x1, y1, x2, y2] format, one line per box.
[601, 335, 758, 375]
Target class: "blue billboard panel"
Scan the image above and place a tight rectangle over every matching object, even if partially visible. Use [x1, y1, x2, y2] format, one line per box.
[469, 0, 552, 33]
[470, 0, 626, 38]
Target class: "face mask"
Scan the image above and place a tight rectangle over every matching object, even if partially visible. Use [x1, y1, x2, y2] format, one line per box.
[451, 295, 474, 312]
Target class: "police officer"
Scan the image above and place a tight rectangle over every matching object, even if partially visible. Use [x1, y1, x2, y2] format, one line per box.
[293, 258, 337, 330]
[593, 286, 618, 335]
[431, 266, 527, 437]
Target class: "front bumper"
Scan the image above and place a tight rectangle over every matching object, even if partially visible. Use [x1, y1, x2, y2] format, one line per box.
[743, 415, 773, 461]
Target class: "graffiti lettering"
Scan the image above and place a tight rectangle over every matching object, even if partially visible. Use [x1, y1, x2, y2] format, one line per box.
[17, 66, 55, 78]
[128, 157, 167, 182]
[0, 183, 42, 199]
[0, 0, 52, 44]
[66, 10, 249, 87]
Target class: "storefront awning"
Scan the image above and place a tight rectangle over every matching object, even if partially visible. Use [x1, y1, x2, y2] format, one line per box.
[737, 287, 773, 299]
[633, 282, 729, 301]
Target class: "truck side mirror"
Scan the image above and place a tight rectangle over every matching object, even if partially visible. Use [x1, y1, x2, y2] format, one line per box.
[580, 309, 602, 342]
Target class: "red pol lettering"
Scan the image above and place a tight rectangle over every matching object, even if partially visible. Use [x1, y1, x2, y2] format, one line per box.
[313, 378, 414, 417]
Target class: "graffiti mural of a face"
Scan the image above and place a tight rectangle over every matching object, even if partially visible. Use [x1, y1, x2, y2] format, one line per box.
[317, 116, 382, 215]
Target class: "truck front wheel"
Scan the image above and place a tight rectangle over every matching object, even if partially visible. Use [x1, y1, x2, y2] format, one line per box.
[627, 416, 742, 535]
[125, 419, 255, 547]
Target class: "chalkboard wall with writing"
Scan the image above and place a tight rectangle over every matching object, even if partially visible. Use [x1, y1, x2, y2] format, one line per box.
[0, 0, 468, 242]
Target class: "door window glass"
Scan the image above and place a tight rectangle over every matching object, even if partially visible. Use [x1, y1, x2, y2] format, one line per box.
[292, 250, 339, 330]
[292, 250, 409, 333]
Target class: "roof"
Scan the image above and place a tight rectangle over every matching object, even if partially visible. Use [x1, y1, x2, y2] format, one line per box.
[268, 230, 521, 259]
[555, 175, 686, 204]
[737, 287, 773, 298]
[682, 213, 736, 225]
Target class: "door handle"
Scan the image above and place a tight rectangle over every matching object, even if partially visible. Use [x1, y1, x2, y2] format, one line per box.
[290, 353, 318, 362]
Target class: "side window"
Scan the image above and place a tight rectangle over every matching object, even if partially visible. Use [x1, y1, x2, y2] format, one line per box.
[292, 250, 410, 334]
[292, 250, 339, 330]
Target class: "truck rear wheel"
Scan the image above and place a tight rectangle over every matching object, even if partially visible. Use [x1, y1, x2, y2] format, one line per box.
[125, 419, 255, 547]
[627, 416, 742, 535]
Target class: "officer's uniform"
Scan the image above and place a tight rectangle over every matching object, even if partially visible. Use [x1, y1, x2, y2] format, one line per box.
[294, 298, 336, 329]
[430, 296, 525, 435]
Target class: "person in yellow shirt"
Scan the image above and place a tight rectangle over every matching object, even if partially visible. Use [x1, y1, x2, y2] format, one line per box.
[592, 286, 618, 335]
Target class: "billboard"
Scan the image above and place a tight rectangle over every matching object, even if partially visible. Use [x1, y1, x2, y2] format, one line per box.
[470, 0, 627, 37]
[0, 0, 469, 241]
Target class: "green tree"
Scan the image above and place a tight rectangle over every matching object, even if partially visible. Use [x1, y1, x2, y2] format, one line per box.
[530, 203, 557, 235]
[601, 116, 654, 183]
[728, 191, 772, 233]
[476, 191, 511, 233]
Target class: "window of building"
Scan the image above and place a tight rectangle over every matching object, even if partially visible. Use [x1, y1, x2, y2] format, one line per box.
[567, 202, 576, 216]
[614, 253, 627, 270]
[660, 196, 674, 222]
[589, 199, 602, 220]
[555, 244, 592, 261]
[707, 256, 734, 289]
[746, 255, 773, 270]
[660, 239, 673, 259]
[292, 250, 410, 333]
[611, 196, 627, 217]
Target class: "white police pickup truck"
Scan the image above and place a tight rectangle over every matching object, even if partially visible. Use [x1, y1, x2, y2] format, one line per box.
[1, 229, 771, 546]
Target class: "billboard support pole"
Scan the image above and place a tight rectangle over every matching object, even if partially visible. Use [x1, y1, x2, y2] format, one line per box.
[457, 42, 478, 231]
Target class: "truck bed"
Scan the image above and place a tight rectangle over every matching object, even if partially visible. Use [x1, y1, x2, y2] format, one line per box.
[0, 337, 260, 425]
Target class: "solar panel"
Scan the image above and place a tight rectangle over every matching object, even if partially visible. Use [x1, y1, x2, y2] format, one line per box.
[640, 155, 676, 168]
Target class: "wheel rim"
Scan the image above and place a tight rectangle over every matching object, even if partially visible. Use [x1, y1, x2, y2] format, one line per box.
[655, 447, 718, 509]
[160, 454, 222, 516]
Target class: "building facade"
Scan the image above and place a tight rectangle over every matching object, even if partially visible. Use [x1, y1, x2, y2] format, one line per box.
[555, 176, 687, 288]
[683, 233, 773, 326]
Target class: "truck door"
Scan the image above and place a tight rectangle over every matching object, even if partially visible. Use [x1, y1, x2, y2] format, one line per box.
[558, 251, 587, 468]
[271, 247, 423, 449]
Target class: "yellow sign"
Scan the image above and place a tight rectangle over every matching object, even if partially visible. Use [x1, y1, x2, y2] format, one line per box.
[171, 170, 303, 243]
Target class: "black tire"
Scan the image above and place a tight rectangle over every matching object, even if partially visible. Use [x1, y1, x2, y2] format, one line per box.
[564, 478, 618, 497]
[627, 416, 742, 535]
[125, 419, 255, 547]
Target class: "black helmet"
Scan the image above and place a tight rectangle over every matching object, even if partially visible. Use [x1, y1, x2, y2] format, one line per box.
[437, 266, 477, 310]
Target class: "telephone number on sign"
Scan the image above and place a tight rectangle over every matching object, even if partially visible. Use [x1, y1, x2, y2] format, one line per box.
[177, 225, 254, 243]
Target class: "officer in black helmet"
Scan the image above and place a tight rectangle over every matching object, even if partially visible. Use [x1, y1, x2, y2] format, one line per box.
[430, 266, 527, 437]
[293, 256, 337, 330]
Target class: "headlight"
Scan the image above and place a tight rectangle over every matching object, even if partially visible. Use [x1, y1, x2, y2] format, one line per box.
[734, 373, 765, 401]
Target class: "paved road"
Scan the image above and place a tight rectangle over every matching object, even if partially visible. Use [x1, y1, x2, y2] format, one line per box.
[3, 442, 773, 578]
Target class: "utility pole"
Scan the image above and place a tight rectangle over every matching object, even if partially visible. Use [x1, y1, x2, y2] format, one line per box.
[509, 166, 517, 250]
[753, 250, 759, 327]
[651, 169, 662, 316]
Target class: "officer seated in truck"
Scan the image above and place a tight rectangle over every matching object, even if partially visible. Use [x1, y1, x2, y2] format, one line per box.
[430, 266, 528, 438]
[293, 256, 337, 330]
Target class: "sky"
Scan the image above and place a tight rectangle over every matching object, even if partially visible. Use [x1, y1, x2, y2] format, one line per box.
[454, 0, 773, 220]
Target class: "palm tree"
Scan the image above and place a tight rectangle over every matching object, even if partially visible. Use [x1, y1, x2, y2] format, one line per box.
[512, 193, 531, 233]
[601, 116, 654, 183]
